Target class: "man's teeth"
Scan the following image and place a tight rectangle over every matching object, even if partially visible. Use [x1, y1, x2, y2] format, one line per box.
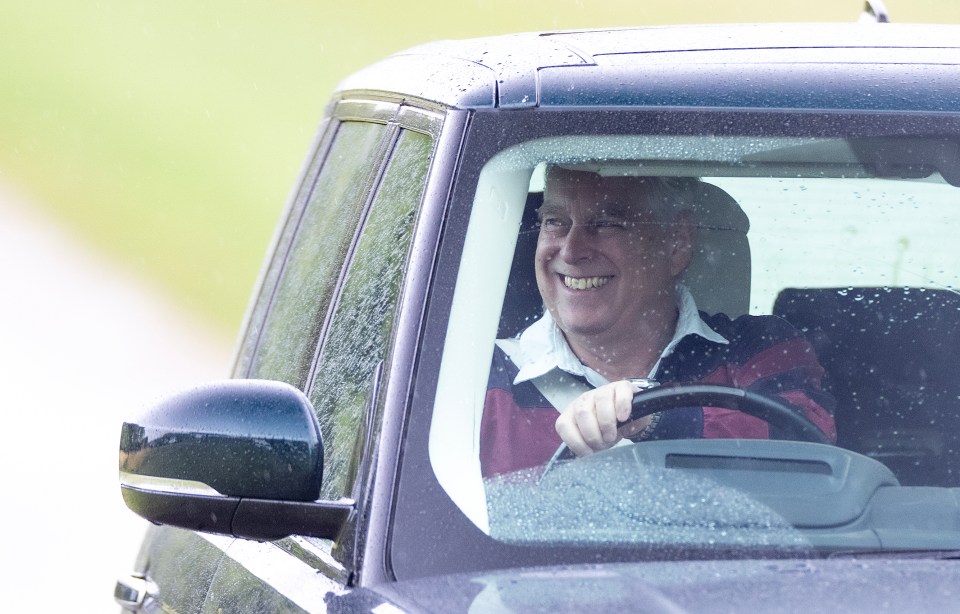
[563, 275, 611, 290]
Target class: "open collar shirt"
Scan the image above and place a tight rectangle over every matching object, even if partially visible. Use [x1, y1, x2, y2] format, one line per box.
[504, 284, 729, 388]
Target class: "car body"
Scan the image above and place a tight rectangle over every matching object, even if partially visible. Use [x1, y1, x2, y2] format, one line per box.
[116, 20, 960, 613]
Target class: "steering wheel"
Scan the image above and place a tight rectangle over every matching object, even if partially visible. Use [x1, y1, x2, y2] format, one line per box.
[551, 384, 831, 463]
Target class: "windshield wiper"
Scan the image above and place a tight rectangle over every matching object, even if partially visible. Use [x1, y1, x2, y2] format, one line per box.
[828, 549, 960, 560]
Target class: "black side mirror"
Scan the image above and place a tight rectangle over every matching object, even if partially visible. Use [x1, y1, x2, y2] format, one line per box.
[119, 379, 351, 541]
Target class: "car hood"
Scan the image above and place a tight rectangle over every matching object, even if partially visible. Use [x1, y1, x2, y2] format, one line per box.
[330, 558, 960, 613]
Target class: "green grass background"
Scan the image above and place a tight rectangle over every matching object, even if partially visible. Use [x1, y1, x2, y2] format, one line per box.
[1, 1, 958, 338]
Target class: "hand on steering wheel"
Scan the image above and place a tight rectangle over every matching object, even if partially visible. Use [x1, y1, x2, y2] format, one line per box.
[552, 383, 831, 463]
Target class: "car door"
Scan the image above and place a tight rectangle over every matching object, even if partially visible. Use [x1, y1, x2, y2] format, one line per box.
[122, 99, 443, 613]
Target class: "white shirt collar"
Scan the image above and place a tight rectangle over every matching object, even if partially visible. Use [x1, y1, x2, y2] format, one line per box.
[500, 284, 728, 387]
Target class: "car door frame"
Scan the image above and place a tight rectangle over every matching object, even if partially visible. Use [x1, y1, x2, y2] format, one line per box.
[221, 94, 470, 597]
[123, 98, 469, 611]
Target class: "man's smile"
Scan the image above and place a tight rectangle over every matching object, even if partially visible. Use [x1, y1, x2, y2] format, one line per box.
[561, 275, 612, 290]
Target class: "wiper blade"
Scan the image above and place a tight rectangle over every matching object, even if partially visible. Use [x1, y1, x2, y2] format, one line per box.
[828, 549, 960, 560]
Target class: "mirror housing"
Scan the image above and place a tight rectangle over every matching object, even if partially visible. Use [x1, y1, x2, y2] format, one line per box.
[119, 379, 351, 541]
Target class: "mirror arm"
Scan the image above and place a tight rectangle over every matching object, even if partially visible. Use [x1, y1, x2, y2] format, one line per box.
[234, 498, 354, 541]
[122, 485, 353, 541]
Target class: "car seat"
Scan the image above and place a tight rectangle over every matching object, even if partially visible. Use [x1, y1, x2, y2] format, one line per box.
[773, 287, 960, 486]
[497, 181, 752, 338]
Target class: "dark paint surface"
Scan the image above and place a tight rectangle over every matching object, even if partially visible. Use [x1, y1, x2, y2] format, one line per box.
[334, 558, 960, 613]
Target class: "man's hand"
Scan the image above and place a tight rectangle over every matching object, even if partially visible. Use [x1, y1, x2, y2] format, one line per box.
[555, 380, 648, 457]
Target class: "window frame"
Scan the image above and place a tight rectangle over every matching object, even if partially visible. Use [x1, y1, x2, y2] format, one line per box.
[304, 124, 439, 502]
[388, 105, 960, 581]
[238, 97, 447, 580]
[232, 102, 398, 380]
[237, 100, 447, 386]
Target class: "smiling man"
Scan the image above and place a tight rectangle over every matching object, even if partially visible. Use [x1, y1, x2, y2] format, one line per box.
[480, 166, 837, 478]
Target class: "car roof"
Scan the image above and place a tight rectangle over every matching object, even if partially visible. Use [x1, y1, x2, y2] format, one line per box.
[335, 23, 960, 112]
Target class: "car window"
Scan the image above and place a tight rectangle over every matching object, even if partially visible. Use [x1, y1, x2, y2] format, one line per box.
[245, 120, 388, 387]
[308, 127, 435, 501]
[231, 119, 333, 379]
[425, 132, 960, 547]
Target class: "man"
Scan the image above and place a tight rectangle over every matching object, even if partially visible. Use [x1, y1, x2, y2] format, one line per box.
[480, 166, 837, 478]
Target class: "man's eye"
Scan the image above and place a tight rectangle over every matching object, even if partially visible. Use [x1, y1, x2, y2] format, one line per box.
[593, 219, 627, 230]
[541, 217, 567, 228]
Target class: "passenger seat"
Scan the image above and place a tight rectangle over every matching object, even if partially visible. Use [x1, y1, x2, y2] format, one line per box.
[774, 287, 960, 486]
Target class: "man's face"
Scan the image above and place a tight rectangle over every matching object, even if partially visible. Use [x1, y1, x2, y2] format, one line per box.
[535, 169, 691, 344]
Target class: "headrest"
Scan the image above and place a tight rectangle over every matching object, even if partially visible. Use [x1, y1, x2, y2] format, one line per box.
[681, 181, 751, 318]
[774, 287, 960, 383]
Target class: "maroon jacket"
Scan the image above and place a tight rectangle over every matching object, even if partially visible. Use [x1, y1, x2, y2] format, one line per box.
[480, 313, 837, 478]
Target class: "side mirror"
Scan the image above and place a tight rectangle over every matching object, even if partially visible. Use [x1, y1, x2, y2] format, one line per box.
[119, 379, 351, 541]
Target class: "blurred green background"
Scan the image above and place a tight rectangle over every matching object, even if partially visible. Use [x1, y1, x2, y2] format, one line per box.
[2, 1, 958, 339]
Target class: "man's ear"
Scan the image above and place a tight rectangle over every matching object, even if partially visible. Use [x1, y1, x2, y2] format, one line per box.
[668, 210, 695, 277]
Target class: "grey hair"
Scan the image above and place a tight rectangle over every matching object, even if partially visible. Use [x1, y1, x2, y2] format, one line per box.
[638, 176, 706, 225]
[544, 164, 704, 225]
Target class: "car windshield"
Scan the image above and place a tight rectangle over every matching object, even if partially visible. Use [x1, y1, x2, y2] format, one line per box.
[396, 112, 960, 575]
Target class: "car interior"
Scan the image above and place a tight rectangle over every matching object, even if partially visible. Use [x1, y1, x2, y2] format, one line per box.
[498, 183, 960, 489]
[774, 286, 960, 487]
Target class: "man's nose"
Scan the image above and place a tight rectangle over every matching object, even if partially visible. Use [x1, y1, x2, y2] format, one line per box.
[558, 223, 596, 262]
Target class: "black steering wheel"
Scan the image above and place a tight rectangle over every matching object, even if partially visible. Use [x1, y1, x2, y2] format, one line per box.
[552, 384, 831, 463]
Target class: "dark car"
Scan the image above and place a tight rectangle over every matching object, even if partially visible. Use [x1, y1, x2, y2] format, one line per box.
[116, 17, 960, 613]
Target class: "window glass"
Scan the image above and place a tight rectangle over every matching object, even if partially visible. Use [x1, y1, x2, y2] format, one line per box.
[426, 133, 960, 554]
[712, 177, 960, 311]
[232, 124, 332, 378]
[247, 121, 387, 387]
[309, 129, 434, 500]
